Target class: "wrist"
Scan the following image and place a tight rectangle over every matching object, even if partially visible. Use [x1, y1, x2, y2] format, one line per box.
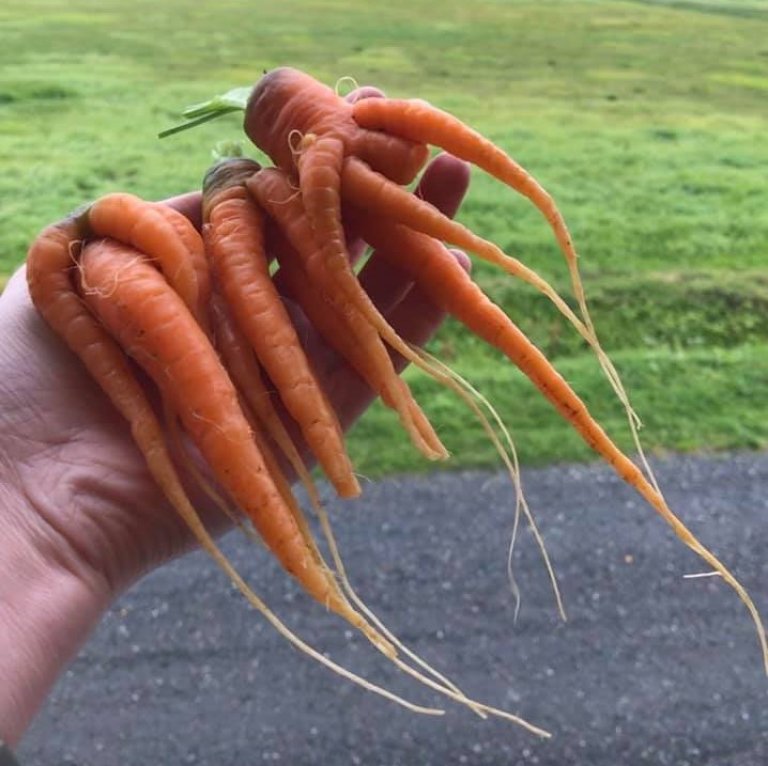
[0, 479, 111, 746]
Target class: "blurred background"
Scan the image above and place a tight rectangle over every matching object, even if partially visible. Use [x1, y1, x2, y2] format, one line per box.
[2, 0, 767, 763]
[2, 0, 768, 472]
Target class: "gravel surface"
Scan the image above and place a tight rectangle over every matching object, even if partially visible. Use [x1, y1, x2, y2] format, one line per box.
[19, 452, 768, 765]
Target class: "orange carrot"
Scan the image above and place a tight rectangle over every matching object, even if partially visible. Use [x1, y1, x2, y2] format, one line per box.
[244, 67, 428, 184]
[350, 96, 581, 300]
[339, 154, 641, 445]
[202, 159, 360, 497]
[77, 236, 362, 625]
[352, 210, 768, 671]
[85, 193, 210, 328]
[265, 216, 444, 457]
[248, 166, 448, 461]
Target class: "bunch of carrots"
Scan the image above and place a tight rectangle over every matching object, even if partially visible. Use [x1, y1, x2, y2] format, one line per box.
[26, 67, 766, 733]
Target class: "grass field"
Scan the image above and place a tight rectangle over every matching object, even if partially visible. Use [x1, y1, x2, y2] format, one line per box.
[2, 0, 767, 475]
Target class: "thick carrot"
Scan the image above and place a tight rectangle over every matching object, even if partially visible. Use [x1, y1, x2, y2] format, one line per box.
[85, 193, 210, 328]
[244, 67, 428, 185]
[247, 167, 448, 461]
[353, 211, 768, 671]
[77, 237, 365, 627]
[203, 159, 360, 497]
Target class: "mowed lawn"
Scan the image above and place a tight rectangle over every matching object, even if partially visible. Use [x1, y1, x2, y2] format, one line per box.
[1, 0, 767, 474]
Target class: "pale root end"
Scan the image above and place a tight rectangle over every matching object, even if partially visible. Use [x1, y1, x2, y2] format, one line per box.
[416, 349, 566, 623]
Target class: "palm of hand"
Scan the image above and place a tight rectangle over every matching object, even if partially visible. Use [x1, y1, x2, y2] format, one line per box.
[0, 267, 188, 592]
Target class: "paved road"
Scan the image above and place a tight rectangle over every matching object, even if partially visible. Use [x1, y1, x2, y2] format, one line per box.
[19, 453, 768, 765]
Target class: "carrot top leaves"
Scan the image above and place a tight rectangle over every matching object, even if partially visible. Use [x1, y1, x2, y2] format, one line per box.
[158, 86, 251, 138]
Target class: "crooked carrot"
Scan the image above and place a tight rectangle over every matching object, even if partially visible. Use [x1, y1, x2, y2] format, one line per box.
[203, 159, 360, 498]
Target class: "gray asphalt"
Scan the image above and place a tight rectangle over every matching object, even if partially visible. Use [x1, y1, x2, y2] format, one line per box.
[19, 452, 768, 765]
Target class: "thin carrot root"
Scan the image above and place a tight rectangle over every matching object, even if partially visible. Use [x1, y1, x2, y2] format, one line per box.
[350, 209, 767, 670]
[415, 348, 566, 623]
[339, 155, 650, 502]
[248, 167, 451, 461]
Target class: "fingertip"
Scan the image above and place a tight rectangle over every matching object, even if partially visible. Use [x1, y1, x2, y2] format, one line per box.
[447, 247, 472, 274]
[415, 153, 471, 219]
[345, 86, 385, 104]
[162, 192, 203, 231]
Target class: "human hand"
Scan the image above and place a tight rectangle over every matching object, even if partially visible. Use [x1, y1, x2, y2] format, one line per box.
[0, 142, 469, 743]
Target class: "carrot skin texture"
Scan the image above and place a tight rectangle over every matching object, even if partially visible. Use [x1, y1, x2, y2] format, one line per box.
[204, 180, 360, 498]
[86, 193, 210, 328]
[351, 97, 576, 262]
[267, 221, 442, 457]
[78, 238, 355, 618]
[245, 67, 428, 185]
[248, 167, 447, 460]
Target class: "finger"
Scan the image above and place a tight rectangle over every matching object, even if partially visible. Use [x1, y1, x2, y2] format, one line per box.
[162, 191, 203, 231]
[345, 86, 385, 104]
[414, 152, 471, 219]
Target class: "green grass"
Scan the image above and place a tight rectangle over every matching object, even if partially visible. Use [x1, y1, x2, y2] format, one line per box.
[2, 0, 767, 476]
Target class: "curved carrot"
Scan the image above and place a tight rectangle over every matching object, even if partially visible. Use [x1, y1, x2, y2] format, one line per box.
[247, 167, 448, 461]
[339, 155, 637, 423]
[353, 211, 768, 672]
[266, 218, 443, 457]
[245, 67, 428, 184]
[349, 98, 643, 420]
[85, 193, 210, 328]
[351, 96, 578, 289]
[203, 159, 360, 497]
[77, 237, 363, 626]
